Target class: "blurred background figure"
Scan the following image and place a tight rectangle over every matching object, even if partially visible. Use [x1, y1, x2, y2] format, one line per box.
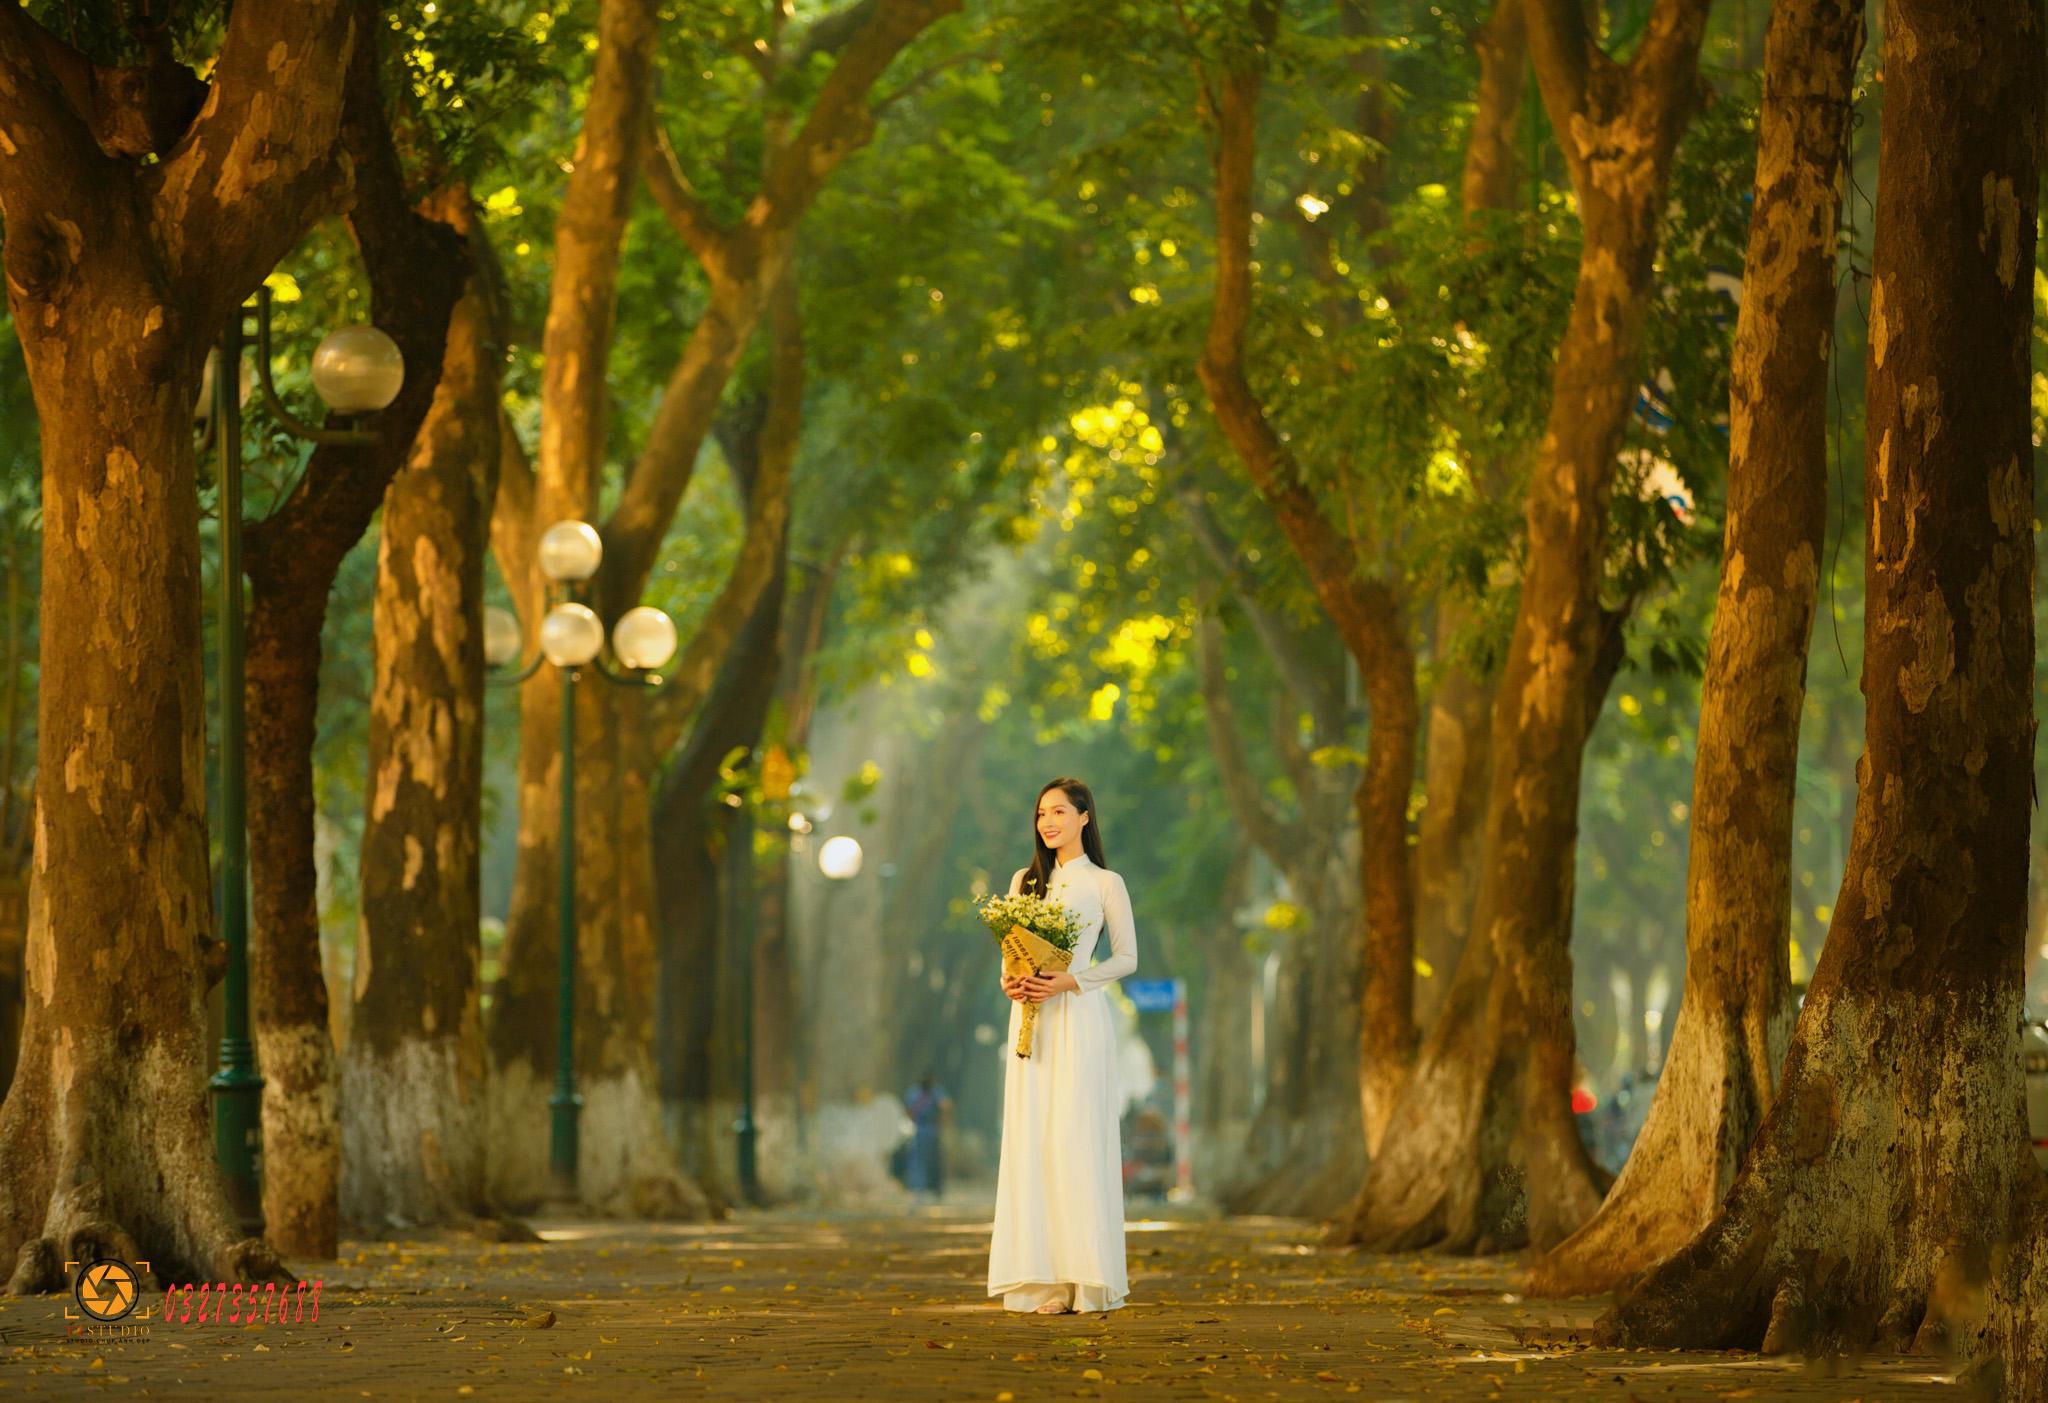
[902, 1072, 951, 1200]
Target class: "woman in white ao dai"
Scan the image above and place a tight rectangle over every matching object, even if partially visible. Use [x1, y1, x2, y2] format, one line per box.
[986, 777, 1139, 1314]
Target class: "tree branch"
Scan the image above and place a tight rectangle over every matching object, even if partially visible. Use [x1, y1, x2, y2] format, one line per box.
[0, 6, 114, 217]
[752, 0, 960, 222]
[648, 266, 804, 754]
[530, 0, 658, 540]
[1521, 0, 1598, 141]
[599, 0, 957, 613]
[1629, 0, 1717, 90]
[643, 119, 736, 280]
[244, 0, 467, 597]
[1195, 2, 1402, 680]
[775, 545, 844, 756]
[146, 0, 358, 326]
[1269, 681, 1318, 805]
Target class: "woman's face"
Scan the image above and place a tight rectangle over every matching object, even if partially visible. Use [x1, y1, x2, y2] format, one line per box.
[1037, 789, 1088, 850]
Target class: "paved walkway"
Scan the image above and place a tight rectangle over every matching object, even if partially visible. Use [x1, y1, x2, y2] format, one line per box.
[0, 1199, 1965, 1398]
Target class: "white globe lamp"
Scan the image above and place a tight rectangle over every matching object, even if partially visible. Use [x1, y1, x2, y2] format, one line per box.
[538, 519, 604, 583]
[484, 606, 525, 668]
[612, 606, 678, 671]
[540, 602, 605, 667]
[310, 325, 405, 413]
[818, 835, 864, 881]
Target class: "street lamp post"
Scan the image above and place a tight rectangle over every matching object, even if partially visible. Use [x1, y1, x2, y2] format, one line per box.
[197, 286, 404, 1238]
[485, 523, 678, 1204]
[726, 796, 761, 1207]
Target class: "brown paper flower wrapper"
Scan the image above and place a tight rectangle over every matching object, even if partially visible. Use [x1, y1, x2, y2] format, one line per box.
[1000, 923, 1075, 1058]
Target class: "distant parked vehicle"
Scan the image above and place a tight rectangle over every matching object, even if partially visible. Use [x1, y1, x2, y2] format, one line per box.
[2025, 1021, 2048, 1172]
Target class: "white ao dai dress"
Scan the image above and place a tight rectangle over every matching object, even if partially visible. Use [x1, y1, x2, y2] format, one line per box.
[985, 851, 1139, 1313]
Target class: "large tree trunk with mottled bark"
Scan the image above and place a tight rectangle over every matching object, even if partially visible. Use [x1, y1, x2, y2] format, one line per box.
[1333, 0, 1710, 1254]
[0, 0, 355, 1294]
[242, 14, 467, 1257]
[343, 213, 506, 1235]
[487, 0, 950, 1216]
[1530, 0, 1862, 1296]
[1604, 4, 2047, 1383]
[481, 0, 705, 1218]
[1195, 1, 1419, 1164]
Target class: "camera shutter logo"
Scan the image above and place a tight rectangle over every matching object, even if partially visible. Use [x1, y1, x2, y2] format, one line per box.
[73, 1258, 140, 1323]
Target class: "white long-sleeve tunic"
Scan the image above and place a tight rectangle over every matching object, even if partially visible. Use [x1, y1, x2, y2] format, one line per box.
[986, 851, 1138, 1312]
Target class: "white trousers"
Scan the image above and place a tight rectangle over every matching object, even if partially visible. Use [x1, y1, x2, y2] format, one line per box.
[1001, 1281, 1126, 1313]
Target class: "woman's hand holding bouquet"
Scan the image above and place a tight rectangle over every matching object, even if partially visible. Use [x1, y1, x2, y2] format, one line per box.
[975, 891, 1083, 1058]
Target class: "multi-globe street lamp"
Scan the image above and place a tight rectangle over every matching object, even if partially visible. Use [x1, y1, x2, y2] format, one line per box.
[484, 521, 678, 1202]
[196, 284, 406, 1236]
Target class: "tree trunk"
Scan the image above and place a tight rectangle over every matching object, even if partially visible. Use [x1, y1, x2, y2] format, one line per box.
[239, 10, 468, 1255]
[1607, 4, 2042, 1377]
[0, 0, 357, 1295]
[1411, 612, 1493, 1031]
[1195, 1, 1419, 1174]
[652, 269, 801, 1203]
[486, 0, 948, 1216]
[746, 552, 839, 1194]
[484, 667, 708, 1217]
[1410, 0, 1525, 1035]
[1222, 859, 1365, 1219]
[652, 562, 787, 1203]
[480, 0, 713, 1216]
[0, 332, 289, 1293]
[1530, 0, 1862, 1296]
[1333, 0, 1711, 1254]
[343, 219, 503, 1234]
[1193, 867, 1259, 1196]
[1354, 656, 1418, 1156]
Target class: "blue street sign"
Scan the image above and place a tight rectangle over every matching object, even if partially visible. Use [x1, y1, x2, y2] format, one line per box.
[1125, 978, 1178, 1012]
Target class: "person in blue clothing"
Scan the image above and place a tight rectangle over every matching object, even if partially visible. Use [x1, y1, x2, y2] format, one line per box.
[903, 1072, 951, 1198]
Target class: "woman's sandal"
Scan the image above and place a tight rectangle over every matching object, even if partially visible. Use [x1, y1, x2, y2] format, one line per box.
[1033, 1299, 1072, 1314]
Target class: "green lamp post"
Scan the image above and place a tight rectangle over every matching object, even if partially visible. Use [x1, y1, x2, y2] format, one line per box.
[197, 286, 405, 1237]
[485, 523, 678, 1203]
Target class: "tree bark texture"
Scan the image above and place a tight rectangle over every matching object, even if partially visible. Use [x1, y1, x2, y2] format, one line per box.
[344, 209, 505, 1235]
[1530, 0, 1862, 1296]
[241, 10, 468, 1258]
[0, 0, 357, 1294]
[1605, 2, 2046, 1381]
[1334, 0, 1712, 1254]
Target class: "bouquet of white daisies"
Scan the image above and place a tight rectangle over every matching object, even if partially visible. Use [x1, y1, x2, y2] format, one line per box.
[974, 891, 1083, 1058]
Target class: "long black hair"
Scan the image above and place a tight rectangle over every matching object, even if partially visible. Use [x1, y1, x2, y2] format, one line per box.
[1022, 776, 1107, 896]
